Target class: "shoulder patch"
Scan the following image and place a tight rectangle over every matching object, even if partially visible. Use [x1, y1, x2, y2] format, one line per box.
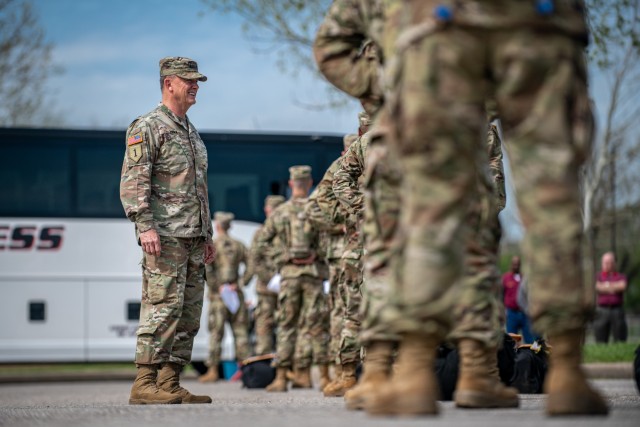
[127, 133, 143, 146]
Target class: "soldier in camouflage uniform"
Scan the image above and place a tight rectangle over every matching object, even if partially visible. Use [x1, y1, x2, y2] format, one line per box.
[256, 166, 330, 392]
[120, 57, 214, 405]
[305, 134, 357, 390]
[314, 2, 517, 412]
[249, 195, 286, 356]
[199, 212, 252, 383]
[316, 0, 607, 417]
[322, 113, 371, 397]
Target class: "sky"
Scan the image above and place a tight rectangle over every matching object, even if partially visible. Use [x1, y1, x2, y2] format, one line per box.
[33, 0, 362, 134]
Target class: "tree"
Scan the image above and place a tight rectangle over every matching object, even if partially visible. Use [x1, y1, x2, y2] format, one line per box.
[200, 0, 350, 109]
[0, 0, 61, 126]
[582, 0, 640, 243]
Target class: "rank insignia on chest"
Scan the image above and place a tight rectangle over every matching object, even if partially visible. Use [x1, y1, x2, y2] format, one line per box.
[128, 144, 143, 163]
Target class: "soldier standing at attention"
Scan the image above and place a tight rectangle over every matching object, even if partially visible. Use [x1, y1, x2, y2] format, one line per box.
[316, 0, 607, 417]
[323, 112, 371, 398]
[305, 134, 357, 390]
[249, 195, 286, 356]
[120, 56, 214, 405]
[257, 166, 330, 392]
[199, 212, 252, 383]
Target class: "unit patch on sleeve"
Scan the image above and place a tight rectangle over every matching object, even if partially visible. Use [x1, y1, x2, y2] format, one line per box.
[127, 132, 144, 163]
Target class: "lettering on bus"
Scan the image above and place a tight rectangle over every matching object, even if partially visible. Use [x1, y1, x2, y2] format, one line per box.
[0, 225, 65, 251]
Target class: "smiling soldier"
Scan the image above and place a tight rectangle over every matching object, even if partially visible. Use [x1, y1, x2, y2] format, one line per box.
[120, 56, 215, 405]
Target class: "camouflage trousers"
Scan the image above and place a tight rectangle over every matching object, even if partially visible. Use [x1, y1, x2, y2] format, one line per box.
[338, 256, 364, 364]
[327, 259, 345, 365]
[206, 294, 250, 367]
[383, 15, 593, 337]
[276, 274, 330, 368]
[447, 168, 505, 348]
[359, 137, 402, 346]
[253, 288, 278, 355]
[135, 236, 205, 366]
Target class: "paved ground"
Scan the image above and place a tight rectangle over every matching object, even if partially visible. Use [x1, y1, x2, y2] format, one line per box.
[0, 378, 638, 427]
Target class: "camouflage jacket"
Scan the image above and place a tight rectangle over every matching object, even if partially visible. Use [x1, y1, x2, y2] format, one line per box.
[205, 234, 251, 296]
[249, 224, 284, 293]
[120, 104, 212, 238]
[333, 133, 371, 261]
[333, 133, 371, 220]
[255, 197, 328, 279]
[313, 0, 389, 114]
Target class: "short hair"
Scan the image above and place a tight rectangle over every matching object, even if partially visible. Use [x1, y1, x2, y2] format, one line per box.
[160, 76, 167, 92]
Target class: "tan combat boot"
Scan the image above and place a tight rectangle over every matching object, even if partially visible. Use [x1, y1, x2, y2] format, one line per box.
[157, 363, 212, 404]
[321, 364, 342, 392]
[544, 331, 609, 416]
[197, 366, 219, 383]
[365, 333, 440, 416]
[344, 340, 394, 410]
[323, 362, 358, 397]
[454, 339, 519, 408]
[266, 367, 289, 392]
[129, 364, 182, 405]
[318, 364, 332, 390]
[290, 366, 313, 389]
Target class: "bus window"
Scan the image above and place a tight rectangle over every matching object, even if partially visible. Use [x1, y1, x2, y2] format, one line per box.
[76, 147, 123, 216]
[0, 146, 72, 217]
[29, 301, 46, 322]
[127, 301, 141, 321]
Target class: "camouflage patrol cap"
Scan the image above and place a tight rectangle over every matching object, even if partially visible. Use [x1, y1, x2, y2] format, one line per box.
[214, 211, 234, 226]
[159, 56, 207, 81]
[343, 134, 358, 151]
[265, 195, 286, 208]
[358, 111, 371, 128]
[289, 165, 312, 181]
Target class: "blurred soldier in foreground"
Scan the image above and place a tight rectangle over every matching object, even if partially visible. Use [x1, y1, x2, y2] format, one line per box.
[316, 0, 606, 417]
[314, 2, 514, 414]
[199, 212, 252, 383]
[120, 56, 214, 405]
[257, 166, 330, 391]
[250, 195, 286, 356]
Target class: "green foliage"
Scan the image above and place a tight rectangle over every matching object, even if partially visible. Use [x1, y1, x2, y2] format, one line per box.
[583, 342, 639, 362]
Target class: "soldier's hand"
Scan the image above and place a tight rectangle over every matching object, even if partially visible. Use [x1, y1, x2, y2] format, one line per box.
[204, 240, 216, 264]
[139, 229, 161, 256]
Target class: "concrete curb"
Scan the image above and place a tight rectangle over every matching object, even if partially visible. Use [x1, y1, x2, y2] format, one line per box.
[0, 363, 633, 385]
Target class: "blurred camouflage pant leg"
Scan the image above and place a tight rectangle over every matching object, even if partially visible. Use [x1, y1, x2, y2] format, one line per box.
[136, 236, 205, 365]
[360, 136, 402, 345]
[339, 257, 364, 364]
[384, 17, 592, 337]
[230, 299, 251, 362]
[254, 290, 278, 355]
[296, 277, 330, 367]
[275, 276, 304, 369]
[206, 298, 226, 367]
[448, 166, 504, 348]
[328, 260, 345, 364]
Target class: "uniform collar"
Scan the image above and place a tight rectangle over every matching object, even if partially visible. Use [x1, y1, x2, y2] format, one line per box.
[159, 103, 190, 131]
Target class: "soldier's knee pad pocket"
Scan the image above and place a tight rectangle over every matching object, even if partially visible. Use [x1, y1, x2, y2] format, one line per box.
[143, 265, 178, 304]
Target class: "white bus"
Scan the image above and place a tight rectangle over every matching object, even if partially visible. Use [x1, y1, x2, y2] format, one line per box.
[0, 127, 341, 369]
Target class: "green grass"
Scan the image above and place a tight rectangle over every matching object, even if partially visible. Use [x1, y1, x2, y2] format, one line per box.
[583, 342, 639, 363]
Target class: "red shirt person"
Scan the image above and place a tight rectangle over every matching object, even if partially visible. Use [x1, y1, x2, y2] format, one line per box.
[593, 252, 628, 343]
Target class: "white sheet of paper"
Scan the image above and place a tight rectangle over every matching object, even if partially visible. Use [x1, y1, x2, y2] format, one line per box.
[267, 273, 281, 293]
[220, 284, 240, 314]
